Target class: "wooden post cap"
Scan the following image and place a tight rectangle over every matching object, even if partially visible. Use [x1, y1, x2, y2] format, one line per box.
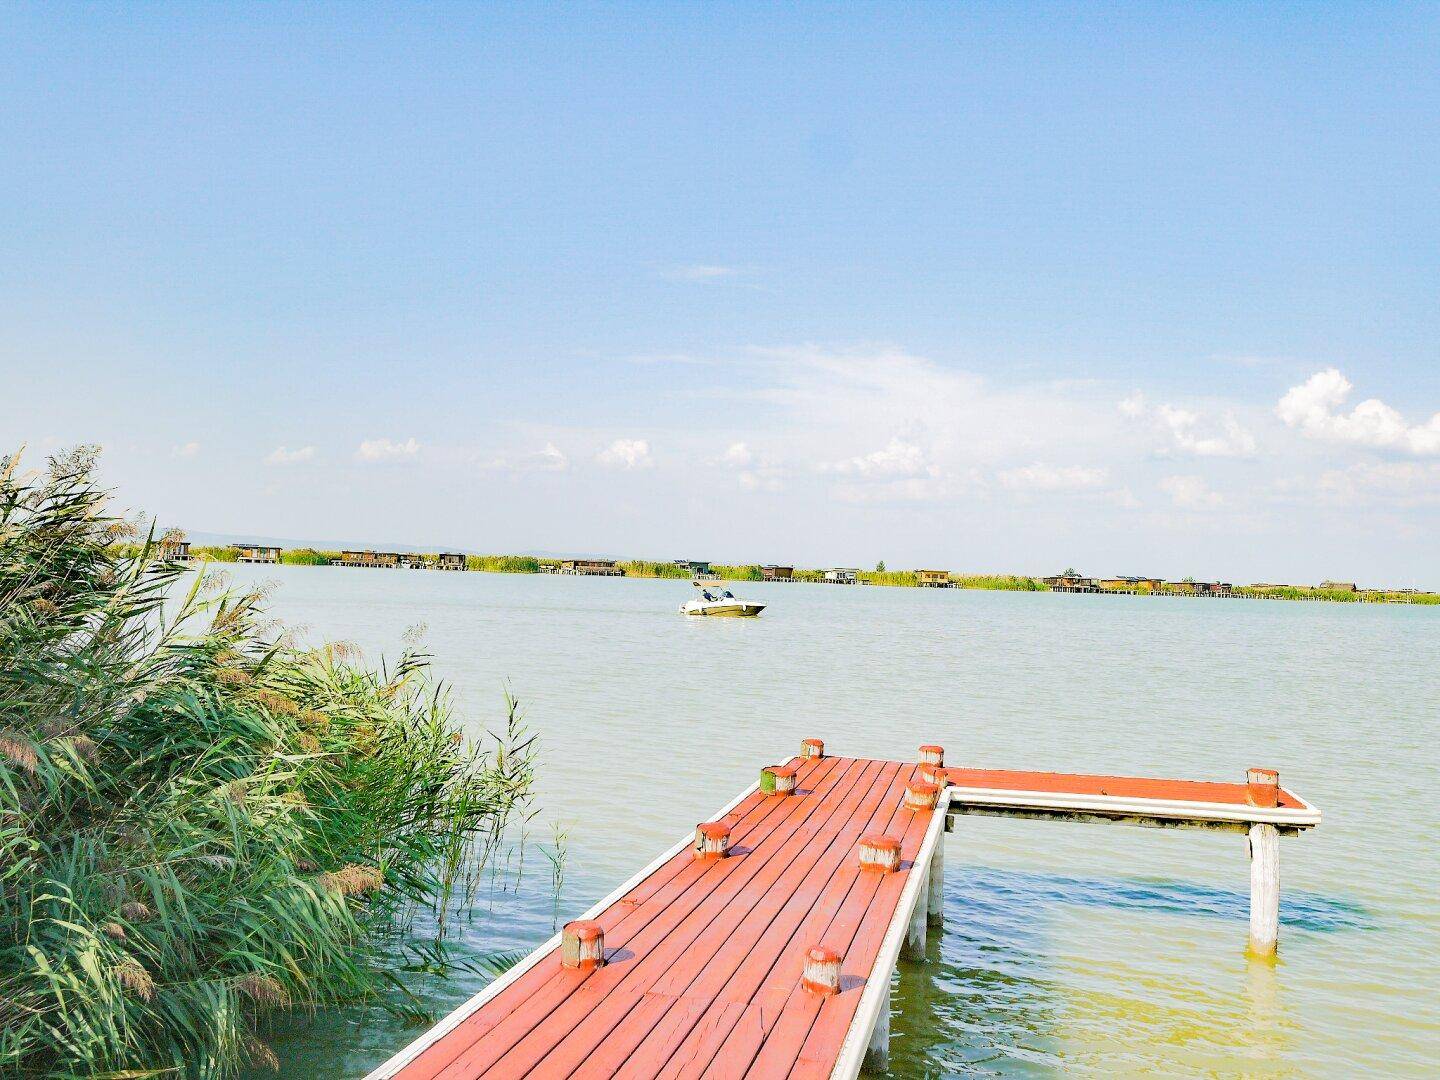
[858, 834, 902, 873]
[760, 763, 799, 795]
[694, 821, 731, 859]
[561, 921, 605, 969]
[800, 738, 825, 759]
[919, 745, 944, 766]
[1246, 768, 1280, 808]
[801, 945, 841, 994]
[917, 761, 948, 788]
[904, 780, 941, 811]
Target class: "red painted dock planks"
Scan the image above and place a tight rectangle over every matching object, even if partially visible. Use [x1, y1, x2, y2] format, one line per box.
[385, 757, 1303, 1080]
[943, 767, 1306, 809]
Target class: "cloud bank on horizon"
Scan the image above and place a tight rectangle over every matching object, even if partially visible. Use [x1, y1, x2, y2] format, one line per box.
[32, 345, 1437, 586]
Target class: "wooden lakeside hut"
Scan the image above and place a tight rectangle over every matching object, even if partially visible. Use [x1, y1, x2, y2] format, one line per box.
[1169, 580, 1233, 597]
[760, 564, 794, 582]
[231, 544, 280, 564]
[158, 538, 192, 562]
[339, 550, 403, 569]
[673, 559, 716, 579]
[916, 569, 952, 588]
[1097, 575, 1165, 593]
[823, 568, 859, 584]
[560, 558, 623, 576]
[1042, 573, 1098, 592]
[435, 552, 466, 571]
[1319, 580, 1358, 592]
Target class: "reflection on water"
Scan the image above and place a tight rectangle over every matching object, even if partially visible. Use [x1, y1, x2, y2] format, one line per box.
[222, 568, 1438, 1078]
[889, 866, 1370, 1077]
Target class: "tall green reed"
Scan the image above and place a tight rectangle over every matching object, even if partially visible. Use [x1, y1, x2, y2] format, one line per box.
[0, 447, 536, 1077]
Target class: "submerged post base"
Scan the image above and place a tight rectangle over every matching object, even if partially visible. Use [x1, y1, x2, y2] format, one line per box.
[1248, 822, 1280, 958]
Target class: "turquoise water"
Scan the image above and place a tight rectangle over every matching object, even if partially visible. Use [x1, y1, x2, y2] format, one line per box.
[226, 567, 1438, 1078]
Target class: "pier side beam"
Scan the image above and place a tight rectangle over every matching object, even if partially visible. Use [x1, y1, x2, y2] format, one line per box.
[1248, 823, 1280, 958]
[862, 991, 890, 1073]
[927, 836, 945, 927]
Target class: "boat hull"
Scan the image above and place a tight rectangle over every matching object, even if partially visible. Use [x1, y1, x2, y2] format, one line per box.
[682, 603, 765, 617]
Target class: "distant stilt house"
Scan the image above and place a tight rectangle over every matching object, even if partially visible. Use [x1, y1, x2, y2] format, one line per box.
[158, 538, 192, 562]
[435, 552, 466, 571]
[232, 544, 280, 564]
[760, 565, 794, 582]
[1042, 573, 1098, 592]
[1319, 580, 1358, 592]
[674, 559, 715, 579]
[915, 569, 951, 588]
[560, 558, 623, 576]
[339, 550, 404, 568]
[1097, 575, 1165, 593]
[1171, 580, 1233, 597]
[823, 568, 858, 584]
[397, 552, 428, 569]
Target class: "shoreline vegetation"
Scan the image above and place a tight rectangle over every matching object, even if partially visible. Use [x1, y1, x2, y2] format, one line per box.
[1, 449, 538, 1077]
[144, 545, 1437, 606]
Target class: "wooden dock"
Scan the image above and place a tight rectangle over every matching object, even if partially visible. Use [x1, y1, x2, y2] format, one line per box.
[367, 747, 1320, 1080]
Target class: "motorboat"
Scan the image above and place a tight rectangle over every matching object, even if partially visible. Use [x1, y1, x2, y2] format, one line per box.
[680, 582, 765, 617]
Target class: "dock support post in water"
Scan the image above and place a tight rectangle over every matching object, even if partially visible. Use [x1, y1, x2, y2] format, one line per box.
[863, 992, 890, 1073]
[1246, 768, 1281, 958]
[927, 835, 945, 927]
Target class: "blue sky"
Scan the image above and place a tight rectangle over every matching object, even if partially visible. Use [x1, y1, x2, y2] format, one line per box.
[4, 4, 1438, 584]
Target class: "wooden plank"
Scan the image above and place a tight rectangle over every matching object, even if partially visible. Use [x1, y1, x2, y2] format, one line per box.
[393, 761, 835, 1079]
[647, 764, 920, 1079]
[610, 762, 908, 1079]
[510, 759, 879, 1078]
[427, 757, 860, 1079]
[943, 766, 1306, 809]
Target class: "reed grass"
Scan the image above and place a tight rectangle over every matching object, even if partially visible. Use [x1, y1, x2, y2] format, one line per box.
[616, 560, 690, 579]
[465, 554, 541, 574]
[0, 447, 537, 1077]
[280, 547, 332, 566]
[953, 574, 1044, 591]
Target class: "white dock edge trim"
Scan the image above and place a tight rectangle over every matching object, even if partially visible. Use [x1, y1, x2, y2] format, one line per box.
[945, 785, 1322, 827]
[362, 781, 761, 1080]
[828, 788, 951, 1080]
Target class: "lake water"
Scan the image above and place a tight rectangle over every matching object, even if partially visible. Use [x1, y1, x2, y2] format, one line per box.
[226, 566, 1439, 1078]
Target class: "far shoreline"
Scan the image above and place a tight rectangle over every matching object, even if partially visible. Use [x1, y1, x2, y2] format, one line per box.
[139, 543, 1439, 607]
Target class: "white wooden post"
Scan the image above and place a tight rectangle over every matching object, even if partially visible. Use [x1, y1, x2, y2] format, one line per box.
[902, 862, 928, 960]
[927, 836, 945, 927]
[862, 991, 890, 1073]
[1248, 823, 1280, 957]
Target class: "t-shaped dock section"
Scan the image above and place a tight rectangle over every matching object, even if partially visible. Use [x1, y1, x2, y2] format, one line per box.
[367, 743, 1320, 1080]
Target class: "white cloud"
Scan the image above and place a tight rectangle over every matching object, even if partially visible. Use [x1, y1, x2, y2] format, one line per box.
[171, 441, 200, 458]
[1316, 461, 1440, 505]
[597, 438, 653, 469]
[998, 463, 1109, 490]
[668, 264, 739, 282]
[1118, 392, 1147, 418]
[529, 442, 568, 471]
[265, 445, 316, 466]
[823, 437, 935, 480]
[738, 469, 784, 493]
[356, 437, 420, 463]
[1161, 474, 1223, 509]
[1277, 368, 1440, 455]
[480, 442, 569, 473]
[1120, 392, 1256, 457]
[722, 442, 754, 467]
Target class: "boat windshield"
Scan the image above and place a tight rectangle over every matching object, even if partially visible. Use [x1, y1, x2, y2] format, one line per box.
[720, 590, 736, 599]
